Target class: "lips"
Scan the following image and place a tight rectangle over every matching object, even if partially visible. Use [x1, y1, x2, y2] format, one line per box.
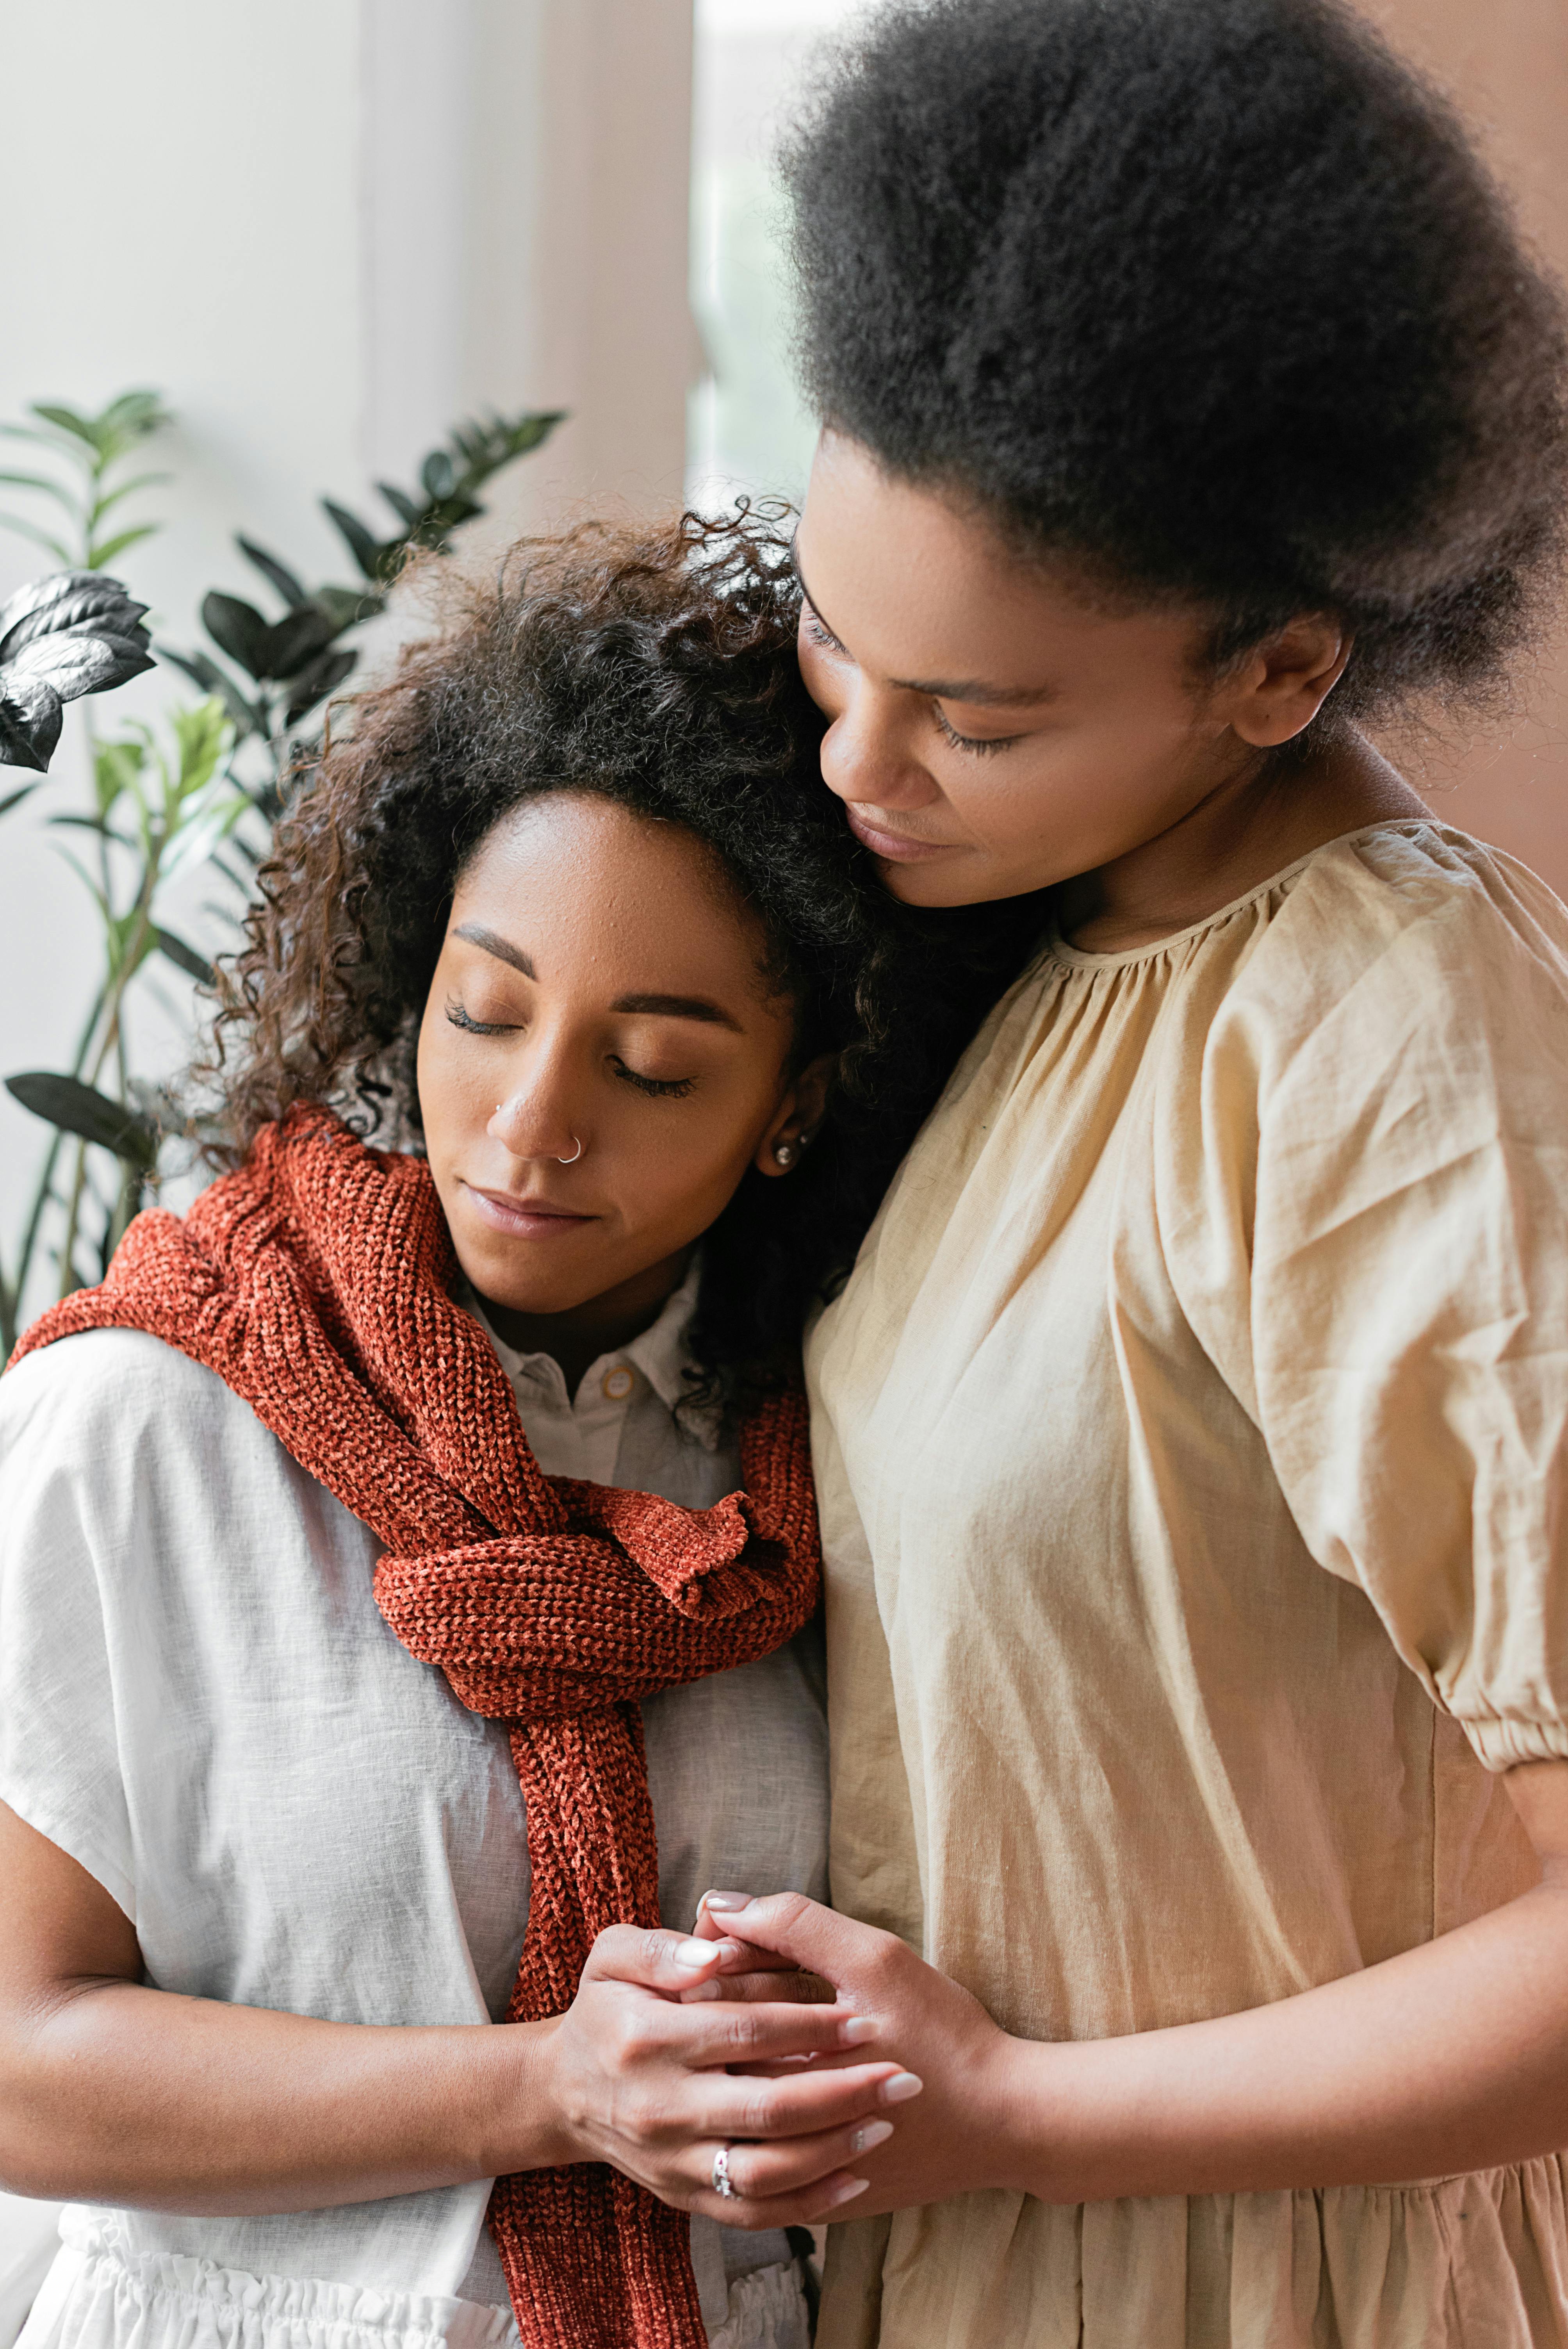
[843, 804, 955, 863]
[461, 1182, 596, 1239]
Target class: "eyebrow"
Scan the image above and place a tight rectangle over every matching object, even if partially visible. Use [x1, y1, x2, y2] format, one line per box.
[793, 550, 1059, 709]
[611, 991, 743, 1032]
[455, 922, 535, 977]
[454, 925, 744, 1033]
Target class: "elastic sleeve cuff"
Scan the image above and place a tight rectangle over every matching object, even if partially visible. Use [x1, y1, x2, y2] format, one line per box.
[1454, 1713, 1568, 1775]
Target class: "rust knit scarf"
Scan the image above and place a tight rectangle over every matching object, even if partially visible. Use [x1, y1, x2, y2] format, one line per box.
[12, 1105, 821, 2349]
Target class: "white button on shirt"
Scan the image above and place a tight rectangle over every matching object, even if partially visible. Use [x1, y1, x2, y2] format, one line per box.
[473, 1257, 725, 1496]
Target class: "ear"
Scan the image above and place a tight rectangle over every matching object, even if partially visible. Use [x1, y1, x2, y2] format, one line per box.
[755, 1052, 839, 1179]
[1219, 615, 1352, 749]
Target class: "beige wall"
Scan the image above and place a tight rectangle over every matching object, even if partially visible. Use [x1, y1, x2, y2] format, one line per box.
[1357, 0, 1568, 892]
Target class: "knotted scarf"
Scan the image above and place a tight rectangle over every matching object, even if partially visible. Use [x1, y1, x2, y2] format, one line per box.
[12, 1105, 821, 2349]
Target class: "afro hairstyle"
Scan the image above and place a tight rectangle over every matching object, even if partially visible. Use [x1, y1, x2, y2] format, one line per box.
[782, 0, 1568, 717]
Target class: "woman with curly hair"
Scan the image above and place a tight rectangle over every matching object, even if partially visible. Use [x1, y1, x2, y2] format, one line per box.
[0, 515, 1036, 2349]
[674, 2, 1568, 2344]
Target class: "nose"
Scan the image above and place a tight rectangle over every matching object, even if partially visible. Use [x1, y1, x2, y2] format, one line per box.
[487, 1027, 587, 1165]
[819, 677, 940, 814]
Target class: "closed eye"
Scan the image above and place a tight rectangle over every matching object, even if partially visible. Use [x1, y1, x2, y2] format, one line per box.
[613, 1060, 695, 1099]
[446, 998, 517, 1036]
[933, 706, 1023, 757]
[803, 608, 850, 657]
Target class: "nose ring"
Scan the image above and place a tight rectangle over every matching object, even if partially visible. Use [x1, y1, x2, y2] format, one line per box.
[493, 1105, 584, 1166]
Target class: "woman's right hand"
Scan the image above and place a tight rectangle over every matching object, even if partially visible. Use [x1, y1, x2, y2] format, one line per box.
[526, 1923, 923, 2228]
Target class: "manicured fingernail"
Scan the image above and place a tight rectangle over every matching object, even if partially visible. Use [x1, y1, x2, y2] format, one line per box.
[881, 2071, 923, 2103]
[827, 2176, 870, 2205]
[673, 1938, 717, 1969]
[852, 2120, 894, 2154]
[699, 1891, 750, 1913]
[838, 2015, 878, 2046]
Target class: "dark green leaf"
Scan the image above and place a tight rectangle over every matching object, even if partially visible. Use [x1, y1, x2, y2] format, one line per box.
[283, 645, 356, 729]
[237, 535, 308, 608]
[312, 583, 381, 633]
[417, 493, 483, 542]
[376, 482, 421, 528]
[419, 450, 456, 501]
[156, 928, 214, 984]
[321, 499, 387, 582]
[0, 779, 38, 815]
[447, 407, 565, 497]
[4, 1071, 160, 1170]
[258, 603, 337, 679]
[201, 590, 271, 679]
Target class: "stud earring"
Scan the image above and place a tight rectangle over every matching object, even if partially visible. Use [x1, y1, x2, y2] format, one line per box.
[773, 1139, 795, 1168]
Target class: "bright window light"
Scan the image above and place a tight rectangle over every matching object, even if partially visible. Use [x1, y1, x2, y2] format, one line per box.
[687, 0, 866, 517]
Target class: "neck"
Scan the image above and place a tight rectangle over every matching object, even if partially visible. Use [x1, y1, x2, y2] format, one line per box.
[474, 1248, 692, 1397]
[1057, 727, 1429, 955]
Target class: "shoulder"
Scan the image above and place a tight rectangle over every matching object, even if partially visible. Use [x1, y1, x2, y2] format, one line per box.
[0, 1327, 317, 1533]
[1261, 818, 1568, 998]
[1220, 821, 1568, 1089]
[2, 1326, 249, 1447]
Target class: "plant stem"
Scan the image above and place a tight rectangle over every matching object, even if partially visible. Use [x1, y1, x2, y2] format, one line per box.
[55, 880, 158, 1299]
[1, 978, 108, 1347]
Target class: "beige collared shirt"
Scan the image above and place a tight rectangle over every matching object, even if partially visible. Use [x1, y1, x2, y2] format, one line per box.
[807, 823, 1568, 2347]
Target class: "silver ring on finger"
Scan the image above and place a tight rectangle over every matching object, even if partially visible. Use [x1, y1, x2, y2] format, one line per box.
[711, 2144, 740, 2200]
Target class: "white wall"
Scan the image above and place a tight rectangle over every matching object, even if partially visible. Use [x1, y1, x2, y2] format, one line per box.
[0, 0, 696, 1326]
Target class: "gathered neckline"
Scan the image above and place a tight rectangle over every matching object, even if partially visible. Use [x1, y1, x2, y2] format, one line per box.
[1044, 817, 1439, 974]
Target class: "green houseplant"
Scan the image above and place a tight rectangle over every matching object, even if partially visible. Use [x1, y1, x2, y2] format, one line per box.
[0, 390, 563, 1350]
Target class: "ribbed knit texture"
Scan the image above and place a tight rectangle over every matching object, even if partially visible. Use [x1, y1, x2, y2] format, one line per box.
[12, 1105, 822, 2349]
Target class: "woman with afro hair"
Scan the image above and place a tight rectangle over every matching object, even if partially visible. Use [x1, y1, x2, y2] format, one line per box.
[686, 2, 1568, 2343]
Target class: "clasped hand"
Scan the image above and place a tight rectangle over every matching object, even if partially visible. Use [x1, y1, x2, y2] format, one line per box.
[534, 1894, 1021, 2227]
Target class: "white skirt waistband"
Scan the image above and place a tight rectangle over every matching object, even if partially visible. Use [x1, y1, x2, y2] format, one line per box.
[19, 2222, 519, 2349]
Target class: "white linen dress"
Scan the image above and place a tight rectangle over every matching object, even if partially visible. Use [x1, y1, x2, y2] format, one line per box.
[807, 821, 1568, 2348]
[0, 1263, 824, 2349]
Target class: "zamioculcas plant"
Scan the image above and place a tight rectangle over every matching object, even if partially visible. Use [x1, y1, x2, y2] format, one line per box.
[0, 389, 566, 1346]
[166, 405, 565, 815]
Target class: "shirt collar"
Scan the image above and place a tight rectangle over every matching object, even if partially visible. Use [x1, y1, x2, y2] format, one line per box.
[458, 1254, 716, 1442]
[617, 1255, 704, 1419]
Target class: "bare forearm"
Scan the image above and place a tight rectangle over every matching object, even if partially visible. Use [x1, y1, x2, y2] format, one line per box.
[1007, 1884, 1568, 2202]
[0, 1980, 556, 2212]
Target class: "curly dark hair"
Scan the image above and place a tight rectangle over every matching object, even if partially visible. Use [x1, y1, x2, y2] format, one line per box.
[782, 0, 1568, 720]
[201, 510, 1041, 1414]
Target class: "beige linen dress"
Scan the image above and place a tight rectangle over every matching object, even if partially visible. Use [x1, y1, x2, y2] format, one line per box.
[806, 822, 1568, 2348]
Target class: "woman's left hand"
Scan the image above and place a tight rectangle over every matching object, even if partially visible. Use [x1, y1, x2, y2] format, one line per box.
[686, 1892, 1028, 2215]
